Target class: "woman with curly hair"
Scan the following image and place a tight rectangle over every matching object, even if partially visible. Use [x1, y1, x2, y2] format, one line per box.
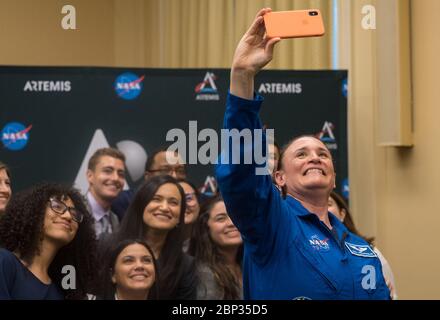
[113, 175, 197, 299]
[92, 239, 158, 300]
[0, 183, 98, 299]
[0, 162, 12, 215]
[188, 195, 243, 300]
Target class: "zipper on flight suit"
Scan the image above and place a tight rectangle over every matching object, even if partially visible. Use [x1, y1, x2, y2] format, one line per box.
[296, 241, 338, 292]
[319, 220, 347, 253]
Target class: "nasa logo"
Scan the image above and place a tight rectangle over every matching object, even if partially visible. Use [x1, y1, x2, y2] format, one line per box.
[1, 122, 32, 151]
[114, 72, 144, 100]
[293, 296, 312, 300]
[309, 235, 330, 251]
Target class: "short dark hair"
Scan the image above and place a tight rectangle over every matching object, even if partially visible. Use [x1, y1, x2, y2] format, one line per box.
[278, 135, 332, 170]
[0, 182, 98, 299]
[144, 146, 175, 172]
[88, 148, 126, 171]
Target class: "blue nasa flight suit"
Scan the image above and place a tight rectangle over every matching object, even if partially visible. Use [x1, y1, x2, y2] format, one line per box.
[216, 92, 391, 300]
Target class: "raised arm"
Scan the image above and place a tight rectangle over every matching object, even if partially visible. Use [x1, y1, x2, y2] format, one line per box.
[216, 9, 283, 263]
[230, 8, 281, 99]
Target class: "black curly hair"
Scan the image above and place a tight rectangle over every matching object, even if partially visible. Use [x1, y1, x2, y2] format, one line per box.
[0, 182, 98, 299]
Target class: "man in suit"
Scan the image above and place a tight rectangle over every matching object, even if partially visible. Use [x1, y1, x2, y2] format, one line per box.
[86, 148, 126, 239]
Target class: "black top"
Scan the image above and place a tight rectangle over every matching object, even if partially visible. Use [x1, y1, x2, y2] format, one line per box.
[157, 253, 198, 300]
[174, 253, 197, 300]
[0, 248, 64, 300]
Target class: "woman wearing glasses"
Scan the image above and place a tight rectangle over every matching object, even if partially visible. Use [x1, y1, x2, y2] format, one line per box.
[0, 183, 98, 299]
[113, 175, 197, 299]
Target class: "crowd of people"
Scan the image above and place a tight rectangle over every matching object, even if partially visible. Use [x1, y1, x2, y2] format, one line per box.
[0, 149, 244, 300]
[0, 8, 396, 300]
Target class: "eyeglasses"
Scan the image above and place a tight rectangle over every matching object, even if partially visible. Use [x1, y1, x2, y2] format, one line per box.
[147, 166, 186, 178]
[185, 192, 197, 203]
[48, 198, 84, 223]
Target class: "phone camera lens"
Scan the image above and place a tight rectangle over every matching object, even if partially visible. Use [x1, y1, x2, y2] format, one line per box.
[309, 11, 318, 16]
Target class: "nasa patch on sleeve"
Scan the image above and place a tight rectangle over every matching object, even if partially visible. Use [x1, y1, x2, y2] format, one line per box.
[344, 242, 377, 258]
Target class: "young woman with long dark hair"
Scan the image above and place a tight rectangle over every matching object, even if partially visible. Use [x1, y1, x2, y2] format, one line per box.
[188, 195, 243, 299]
[113, 175, 197, 299]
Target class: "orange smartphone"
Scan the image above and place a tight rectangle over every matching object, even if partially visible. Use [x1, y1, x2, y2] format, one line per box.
[263, 9, 325, 39]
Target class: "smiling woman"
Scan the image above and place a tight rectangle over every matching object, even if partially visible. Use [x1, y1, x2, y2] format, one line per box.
[112, 175, 198, 300]
[275, 135, 336, 204]
[0, 183, 98, 300]
[215, 8, 391, 300]
[93, 239, 158, 300]
[188, 195, 243, 300]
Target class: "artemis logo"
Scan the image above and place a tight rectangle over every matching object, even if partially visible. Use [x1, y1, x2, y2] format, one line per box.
[24, 81, 71, 92]
[200, 176, 217, 196]
[74, 129, 147, 194]
[195, 72, 220, 101]
[258, 83, 302, 94]
[316, 121, 337, 150]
